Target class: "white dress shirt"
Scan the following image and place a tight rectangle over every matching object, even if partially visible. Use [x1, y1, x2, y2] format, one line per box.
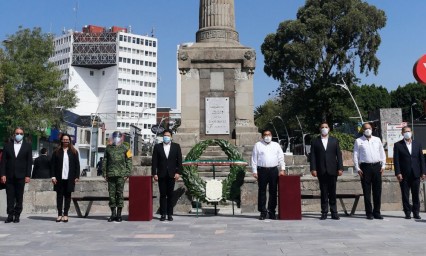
[62, 149, 69, 180]
[14, 141, 22, 157]
[251, 140, 285, 174]
[353, 135, 386, 171]
[321, 135, 328, 150]
[404, 140, 412, 155]
[163, 143, 171, 159]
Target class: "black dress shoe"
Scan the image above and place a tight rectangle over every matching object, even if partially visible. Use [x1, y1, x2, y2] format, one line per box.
[13, 215, 20, 223]
[259, 213, 266, 220]
[366, 215, 374, 220]
[320, 213, 327, 220]
[160, 215, 166, 221]
[167, 215, 173, 221]
[405, 215, 411, 219]
[331, 214, 340, 220]
[413, 214, 421, 220]
[4, 215, 13, 223]
[268, 213, 276, 220]
[373, 214, 383, 220]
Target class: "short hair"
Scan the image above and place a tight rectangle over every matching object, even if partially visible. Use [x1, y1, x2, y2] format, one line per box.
[163, 129, 173, 136]
[362, 122, 372, 130]
[14, 127, 24, 134]
[319, 122, 329, 128]
[261, 129, 272, 136]
[401, 126, 411, 132]
[40, 148, 47, 154]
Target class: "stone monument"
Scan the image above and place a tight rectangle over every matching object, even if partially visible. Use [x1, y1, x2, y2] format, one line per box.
[175, 0, 259, 157]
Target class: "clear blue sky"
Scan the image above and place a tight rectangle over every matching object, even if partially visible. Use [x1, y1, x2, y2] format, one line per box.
[1, 0, 425, 109]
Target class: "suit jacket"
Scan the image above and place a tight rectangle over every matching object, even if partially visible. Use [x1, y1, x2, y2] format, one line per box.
[0, 141, 33, 179]
[32, 155, 51, 179]
[151, 142, 183, 178]
[50, 148, 80, 192]
[310, 136, 343, 176]
[393, 139, 426, 178]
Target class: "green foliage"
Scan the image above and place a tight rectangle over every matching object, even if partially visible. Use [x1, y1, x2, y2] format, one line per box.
[330, 132, 355, 151]
[0, 27, 78, 136]
[353, 84, 391, 117]
[254, 99, 282, 132]
[390, 83, 426, 121]
[261, 0, 386, 131]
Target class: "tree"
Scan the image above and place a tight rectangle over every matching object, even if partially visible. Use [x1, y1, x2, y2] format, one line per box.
[353, 84, 391, 118]
[0, 27, 78, 136]
[261, 0, 386, 131]
[390, 83, 426, 121]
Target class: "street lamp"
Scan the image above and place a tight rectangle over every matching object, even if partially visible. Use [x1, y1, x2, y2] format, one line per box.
[411, 102, 417, 139]
[272, 116, 291, 154]
[296, 115, 307, 156]
[335, 78, 364, 123]
[269, 120, 281, 143]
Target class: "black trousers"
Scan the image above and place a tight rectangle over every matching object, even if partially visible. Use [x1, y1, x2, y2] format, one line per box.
[158, 177, 176, 216]
[6, 177, 25, 216]
[318, 174, 338, 214]
[257, 167, 278, 214]
[56, 180, 72, 216]
[399, 172, 420, 215]
[360, 163, 382, 216]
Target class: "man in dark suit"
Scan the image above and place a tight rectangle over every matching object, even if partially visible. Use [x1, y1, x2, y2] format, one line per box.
[0, 127, 33, 223]
[151, 129, 182, 221]
[310, 122, 343, 220]
[393, 126, 426, 219]
[32, 148, 50, 179]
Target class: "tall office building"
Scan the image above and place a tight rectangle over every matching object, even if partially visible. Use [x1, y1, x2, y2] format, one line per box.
[50, 25, 158, 141]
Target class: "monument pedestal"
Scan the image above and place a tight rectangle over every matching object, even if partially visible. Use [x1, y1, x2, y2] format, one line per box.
[278, 175, 302, 220]
[128, 176, 153, 221]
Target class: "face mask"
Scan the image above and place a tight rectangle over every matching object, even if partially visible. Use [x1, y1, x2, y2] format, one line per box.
[263, 136, 272, 143]
[163, 136, 171, 144]
[321, 128, 329, 136]
[113, 137, 121, 145]
[364, 129, 372, 137]
[15, 134, 23, 142]
[403, 132, 412, 140]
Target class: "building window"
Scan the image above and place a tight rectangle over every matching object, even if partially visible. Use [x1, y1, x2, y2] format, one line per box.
[90, 71, 94, 76]
[102, 70, 105, 76]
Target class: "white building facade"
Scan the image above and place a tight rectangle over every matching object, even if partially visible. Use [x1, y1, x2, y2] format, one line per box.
[50, 25, 158, 168]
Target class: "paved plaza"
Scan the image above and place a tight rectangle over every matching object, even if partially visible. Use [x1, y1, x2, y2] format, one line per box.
[0, 211, 425, 256]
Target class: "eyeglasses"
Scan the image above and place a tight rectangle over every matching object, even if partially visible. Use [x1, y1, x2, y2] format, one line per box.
[15, 133, 23, 135]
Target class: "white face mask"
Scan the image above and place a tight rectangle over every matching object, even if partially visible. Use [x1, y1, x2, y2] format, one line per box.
[263, 136, 272, 143]
[321, 128, 329, 136]
[403, 132, 412, 140]
[113, 137, 121, 145]
[364, 129, 372, 137]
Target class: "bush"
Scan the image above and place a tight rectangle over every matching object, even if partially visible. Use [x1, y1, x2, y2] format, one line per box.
[330, 132, 355, 152]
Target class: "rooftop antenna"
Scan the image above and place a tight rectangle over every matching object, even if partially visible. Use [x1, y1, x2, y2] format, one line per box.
[151, 27, 155, 37]
[73, 1, 79, 31]
[128, 25, 132, 33]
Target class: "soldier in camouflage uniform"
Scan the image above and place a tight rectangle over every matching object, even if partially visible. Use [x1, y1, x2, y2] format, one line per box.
[102, 131, 132, 222]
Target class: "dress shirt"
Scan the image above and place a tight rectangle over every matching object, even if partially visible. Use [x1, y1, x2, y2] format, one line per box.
[321, 135, 328, 150]
[251, 140, 285, 173]
[163, 143, 171, 159]
[14, 141, 22, 157]
[62, 149, 69, 179]
[404, 140, 412, 155]
[353, 135, 386, 171]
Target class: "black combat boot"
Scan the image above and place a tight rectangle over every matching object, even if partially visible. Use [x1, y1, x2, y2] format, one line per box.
[108, 207, 116, 222]
[116, 207, 122, 222]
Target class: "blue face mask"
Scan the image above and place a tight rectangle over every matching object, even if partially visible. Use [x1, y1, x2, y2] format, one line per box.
[163, 136, 171, 144]
[15, 134, 24, 142]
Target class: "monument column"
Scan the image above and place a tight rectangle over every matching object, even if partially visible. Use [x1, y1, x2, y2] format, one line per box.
[176, 0, 259, 159]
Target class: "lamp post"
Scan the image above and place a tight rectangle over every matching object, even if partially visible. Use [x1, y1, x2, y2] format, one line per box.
[269, 120, 281, 143]
[335, 78, 364, 123]
[411, 102, 417, 139]
[296, 115, 307, 156]
[273, 115, 291, 153]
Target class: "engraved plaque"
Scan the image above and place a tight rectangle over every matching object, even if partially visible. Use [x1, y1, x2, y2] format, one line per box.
[205, 97, 229, 134]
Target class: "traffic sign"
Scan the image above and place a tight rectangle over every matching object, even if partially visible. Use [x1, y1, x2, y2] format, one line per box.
[413, 55, 426, 84]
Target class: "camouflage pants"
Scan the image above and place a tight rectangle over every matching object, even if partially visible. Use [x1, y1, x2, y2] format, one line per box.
[107, 176, 125, 208]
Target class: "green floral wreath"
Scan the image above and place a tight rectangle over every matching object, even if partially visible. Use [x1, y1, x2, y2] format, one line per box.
[182, 139, 246, 203]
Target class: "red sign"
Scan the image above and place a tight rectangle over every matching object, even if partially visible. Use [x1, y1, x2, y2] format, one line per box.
[413, 55, 426, 84]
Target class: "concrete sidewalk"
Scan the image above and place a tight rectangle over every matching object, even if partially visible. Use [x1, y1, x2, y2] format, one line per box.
[0, 211, 425, 256]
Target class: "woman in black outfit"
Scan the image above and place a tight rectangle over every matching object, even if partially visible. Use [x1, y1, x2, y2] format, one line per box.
[50, 134, 80, 222]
